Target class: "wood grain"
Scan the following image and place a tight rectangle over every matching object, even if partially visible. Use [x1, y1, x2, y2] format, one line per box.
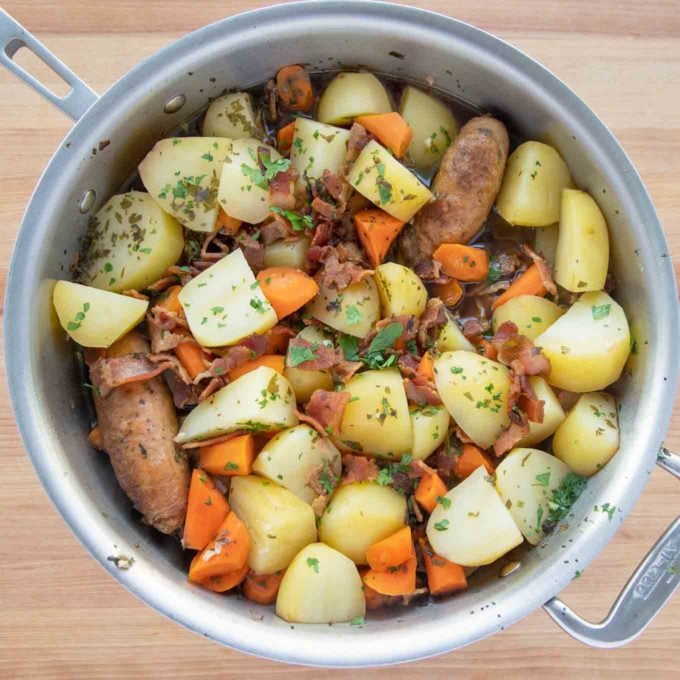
[0, 1, 678, 677]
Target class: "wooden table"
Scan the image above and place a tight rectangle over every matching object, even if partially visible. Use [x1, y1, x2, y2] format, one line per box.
[0, 1, 678, 677]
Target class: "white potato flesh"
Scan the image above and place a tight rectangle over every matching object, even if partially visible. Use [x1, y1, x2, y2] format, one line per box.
[399, 85, 458, 171]
[534, 223, 559, 270]
[263, 237, 310, 269]
[337, 369, 413, 460]
[427, 467, 523, 566]
[218, 138, 291, 225]
[434, 351, 511, 449]
[276, 543, 365, 624]
[410, 406, 450, 461]
[516, 377, 566, 447]
[552, 392, 619, 476]
[306, 277, 380, 338]
[284, 326, 334, 402]
[492, 295, 564, 341]
[495, 141, 574, 227]
[81, 191, 184, 293]
[554, 189, 610, 292]
[202, 92, 263, 139]
[139, 137, 232, 232]
[176, 366, 298, 443]
[319, 482, 407, 564]
[495, 448, 572, 544]
[534, 291, 630, 392]
[253, 425, 342, 505]
[53, 281, 148, 348]
[317, 72, 392, 126]
[179, 249, 277, 347]
[375, 262, 428, 318]
[347, 141, 432, 222]
[435, 310, 475, 352]
[290, 118, 351, 188]
[229, 476, 317, 573]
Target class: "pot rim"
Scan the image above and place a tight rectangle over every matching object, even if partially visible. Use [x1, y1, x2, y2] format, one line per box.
[4, 0, 679, 667]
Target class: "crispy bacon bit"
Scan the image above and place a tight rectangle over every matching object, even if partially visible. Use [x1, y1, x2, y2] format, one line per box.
[234, 232, 265, 272]
[345, 123, 371, 164]
[180, 432, 243, 449]
[192, 346, 252, 384]
[122, 289, 148, 301]
[454, 426, 475, 444]
[311, 221, 333, 248]
[269, 168, 298, 210]
[320, 169, 346, 201]
[492, 321, 550, 377]
[312, 196, 341, 221]
[317, 252, 373, 290]
[341, 453, 379, 485]
[518, 375, 544, 423]
[147, 316, 187, 354]
[260, 215, 292, 245]
[296, 409, 328, 437]
[462, 318, 485, 339]
[404, 376, 443, 406]
[164, 371, 203, 409]
[305, 389, 350, 435]
[198, 377, 224, 402]
[146, 276, 177, 293]
[287, 337, 343, 371]
[397, 353, 421, 379]
[414, 259, 450, 285]
[306, 462, 339, 517]
[89, 354, 175, 398]
[264, 78, 278, 121]
[522, 244, 557, 297]
[417, 298, 448, 348]
[166, 265, 199, 285]
[147, 352, 192, 385]
[427, 449, 457, 483]
[493, 419, 530, 457]
[333, 359, 363, 383]
[200, 230, 230, 261]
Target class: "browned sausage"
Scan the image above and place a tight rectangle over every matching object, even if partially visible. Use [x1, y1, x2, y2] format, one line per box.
[88, 330, 189, 534]
[400, 116, 509, 264]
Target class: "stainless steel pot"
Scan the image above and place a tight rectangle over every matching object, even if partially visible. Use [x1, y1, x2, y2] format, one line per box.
[2, 0, 679, 667]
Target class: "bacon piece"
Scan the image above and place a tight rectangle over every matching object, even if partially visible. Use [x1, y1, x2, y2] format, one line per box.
[417, 298, 448, 348]
[333, 359, 363, 383]
[147, 352, 192, 385]
[166, 265, 199, 285]
[305, 389, 350, 435]
[462, 318, 485, 339]
[146, 276, 178, 293]
[192, 346, 252, 383]
[88, 354, 175, 398]
[426, 449, 457, 483]
[397, 353, 421, 379]
[235, 232, 264, 272]
[296, 409, 328, 437]
[345, 123, 371, 164]
[317, 252, 373, 290]
[164, 371, 203, 409]
[198, 377, 225, 402]
[522, 244, 557, 297]
[518, 374, 544, 423]
[312, 196, 341, 221]
[414, 259, 450, 285]
[311, 221, 333, 248]
[122, 289, 148, 301]
[404, 376, 443, 406]
[341, 453, 379, 485]
[269, 168, 298, 210]
[147, 318, 187, 354]
[260, 215, 292, 245]
[287, 337, 343, 371]
[200, 230, 230, 261]
[492, 321, 550, 377]
[493, 419, 530, 457]
[556, 389, 580, 412]
[321, 169, 346, 201]
[306, 462, 339, 517]
[180, 432, 244, 450]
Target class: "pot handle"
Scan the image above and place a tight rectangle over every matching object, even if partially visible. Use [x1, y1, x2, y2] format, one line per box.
[0, 9, 97, 121]
[543, 448, 680, 647]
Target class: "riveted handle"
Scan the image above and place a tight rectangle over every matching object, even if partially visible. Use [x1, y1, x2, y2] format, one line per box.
[0, 9, 97, 121]
[543, 448, 680, 648]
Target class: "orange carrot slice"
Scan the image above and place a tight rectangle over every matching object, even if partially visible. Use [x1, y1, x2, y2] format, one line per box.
[354, 208, 405, 267]
[276, 65, 314, 111]
[182, 469, 230, 551]
[492, 264, 547, 310]
[354, 112, 413, 158]
[454, 444, 495, 479]
[257, 267, 319, 319]
[228, 354, 285, 382]
[366, 526, 414, 572]
[433, 244, 489, 282]
[199, 434, 255, 476]
[415, 470, 448, 514]
[419, 538, 467, 596]
[196, 563, 250, 593]
[243, 570, 284, 605]
[363, 553, 417, 596]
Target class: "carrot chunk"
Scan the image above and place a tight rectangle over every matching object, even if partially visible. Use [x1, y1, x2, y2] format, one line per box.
[257, 267, 319, 319]
[215, 208, 242, 235]
[354, 208, 405, 267]
[157, 285, 183, 315]
[432, 278, 463, 307]
[266, 326, 292, 354]
[199, 434, 255, 477]
[228, 354, 285, 382]
[196, 563, 250, 593]
[354, 112, 413, 158]
[276, 65, 314, 111]
[175, 341, 209, 380]
[243, 570, 284, 605]
[419, 538, 467, 596]
[433, 244, 489, 282]
[473, 337, 498, 360]
[276, 122, 296, 155]
[182, 469, 230, 551]
[366, 526, 414, 572]
[492, 264, 547, 310]
[454, 443, 495, 479]
[417, 351, 435, 382]
[415, 470, 448, 513]
[363, 553, 417, 596]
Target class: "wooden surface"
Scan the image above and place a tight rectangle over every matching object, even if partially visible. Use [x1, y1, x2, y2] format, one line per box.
[0, 1, 678, 677]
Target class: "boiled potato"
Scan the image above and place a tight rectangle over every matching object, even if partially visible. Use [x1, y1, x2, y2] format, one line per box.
[306, 277, 380, 338]
[81, 191, 184, 293]
[427, 467, 523, 566]
[263, 237, 310, 269]
[290, 118, 351, 188]
[53, 281, 147, 348]
[229, 476, 317, 573]
[434, 351, 511, 449]
[347, 141, 432, 222]
[202, 92, 263, 139]
[375, 262, 428, 318]
[552, 391, 619, 476]
[317, 72, 392, 126]
[179, 249, 277, 347]
[435, 310, 475, 352]
[495, 448, 571, 544]
[319, 482, 407, 564]
[492, 295, 564, 341]
[218, 138, 292, 225]
[284, 326, 334, 403]
[554, 189, 609, 292]
[253, 425, 342, 505]
[139, 137, 232, 232]
[534, 223, 559, 270]
[276, 543, 365, 624]
[410, 406, 450, 461]
[516, 377, 566, 447]
[176, 366, 298, 443]
[495, 141, 574, 227]
[399, 85, 458, 171]
[534, 291, 630, 392]
[337, 369, 412, 459]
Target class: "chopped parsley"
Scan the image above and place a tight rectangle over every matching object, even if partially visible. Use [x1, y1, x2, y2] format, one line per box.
[288, 343, 318, 367]
[306, 557, 319, 573]
[376, 467, 394, 486]
[591, 304, 611, 320]
[67, 302, 90, 331]
[367, 322, 403, 354]
[350, 616, 365, 626]
[545, 472, 588, 529]
[270, 206, 314, 231]
[534, 472, 551, 487]
[345, 305, 363, 326]
[436, 495, 451, 509]
[224, 462, 239, 471]
[249, 297, 267, 314]
[487, 258, 502, 283]
[433, 519, 450, 531]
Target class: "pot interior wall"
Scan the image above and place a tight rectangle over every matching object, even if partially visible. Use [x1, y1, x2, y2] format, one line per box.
[11, 2, 676, 665]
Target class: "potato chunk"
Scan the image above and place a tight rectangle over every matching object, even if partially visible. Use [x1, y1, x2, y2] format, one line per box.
[375, 262, 428, 318]
[276, 543, 365, 623]
[434, 351, 511, 449]
[202, 92, 263, 139]
[552, 392, 619, 476]
[495, 141, 574, 227]
[337, 369, 412, 460]
[319, 482, 407, 564]
[53, 281, 147, 348]
[554, 189, 610, 292]
[229, 476, 317, 573]
[253, 425, 342, 505]
[81, 191, 184, 293]
[516, 377, 565, 447]
[495, 448, 571, 544]
[176, 366, 298, 444]
[347, 141, 432, 222]
[534, 291, 630, 392]
[179, 249, 277, 347]
[263, 237, 310, 269]
[492, 295, 564, 341]
[283, 326, 334, 403]
[435, 310, 475, 352]
[139, 137, 232, 232]
[410, 406, 450, 461]
[317, 72, 392, 126]
[427, 467, 523, 566]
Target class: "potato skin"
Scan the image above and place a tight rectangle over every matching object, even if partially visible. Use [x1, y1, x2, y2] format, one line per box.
[88, 330, 189, 534]
[402, 116, 509, 263]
